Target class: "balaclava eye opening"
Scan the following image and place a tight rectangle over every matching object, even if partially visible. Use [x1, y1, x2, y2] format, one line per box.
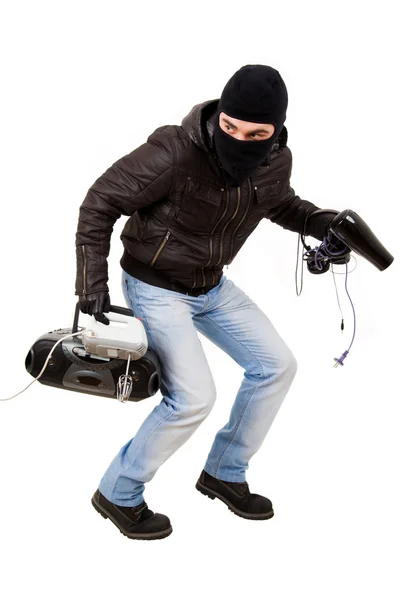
[212, 64, 288, 186]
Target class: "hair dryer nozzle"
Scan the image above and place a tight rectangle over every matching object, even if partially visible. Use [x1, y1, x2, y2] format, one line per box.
[328, 209, 394, 271]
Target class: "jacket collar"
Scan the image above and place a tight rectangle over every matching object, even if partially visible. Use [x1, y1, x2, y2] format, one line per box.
[180, 99, 288, 167]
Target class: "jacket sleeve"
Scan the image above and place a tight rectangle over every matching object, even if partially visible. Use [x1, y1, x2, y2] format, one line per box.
[266, 147, 339, 242]
[75, 127, 175, 297]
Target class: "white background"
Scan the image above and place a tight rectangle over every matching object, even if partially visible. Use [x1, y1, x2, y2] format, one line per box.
[0, 1, 399, 598]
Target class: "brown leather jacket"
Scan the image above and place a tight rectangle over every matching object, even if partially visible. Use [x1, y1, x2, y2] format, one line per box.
[75, 99, 337, 298]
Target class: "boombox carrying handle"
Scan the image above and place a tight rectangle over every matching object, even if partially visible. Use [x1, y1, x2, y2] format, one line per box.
[72, 302, 134, 334]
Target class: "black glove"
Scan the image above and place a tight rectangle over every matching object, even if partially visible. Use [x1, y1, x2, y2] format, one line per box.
[78, 291, 111, 325]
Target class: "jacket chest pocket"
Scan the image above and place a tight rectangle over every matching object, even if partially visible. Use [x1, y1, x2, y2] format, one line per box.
[254, 179, 283, 206]
[175, 177, 222, 234]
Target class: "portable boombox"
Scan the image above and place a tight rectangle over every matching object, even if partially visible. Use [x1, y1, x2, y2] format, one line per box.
[25, 302, 161, 402]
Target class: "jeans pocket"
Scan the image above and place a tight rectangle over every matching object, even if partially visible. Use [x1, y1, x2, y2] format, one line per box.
[121, 274, 132, 306]
[122, 272, 146, 310]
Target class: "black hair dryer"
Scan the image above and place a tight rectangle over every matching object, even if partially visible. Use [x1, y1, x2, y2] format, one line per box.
[328, 209, 394, 271]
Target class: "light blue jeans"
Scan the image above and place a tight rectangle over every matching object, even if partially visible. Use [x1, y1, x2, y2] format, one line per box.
[98, 269, 298, 507]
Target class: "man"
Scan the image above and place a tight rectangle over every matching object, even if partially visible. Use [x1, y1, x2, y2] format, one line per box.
[75, 64, 339, 540]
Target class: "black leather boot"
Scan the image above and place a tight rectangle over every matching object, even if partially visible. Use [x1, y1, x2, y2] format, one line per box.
[196, 469, 274, 520]
[91, 489, 172, 540]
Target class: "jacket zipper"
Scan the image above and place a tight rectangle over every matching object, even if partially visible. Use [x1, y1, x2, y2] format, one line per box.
[150, 230, 171, 266]
[82, 245, 87, 299]
[226, 179, 252, 265]
[215, 185, 241, 267]
[192, 187, 227, 289]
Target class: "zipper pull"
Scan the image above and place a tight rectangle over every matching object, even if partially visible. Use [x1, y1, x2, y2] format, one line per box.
[82, 244, 87, 299]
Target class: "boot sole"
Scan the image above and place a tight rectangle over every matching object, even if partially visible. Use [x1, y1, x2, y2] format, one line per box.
[196, 480, 274, 521]
[91, 496, 173, 540]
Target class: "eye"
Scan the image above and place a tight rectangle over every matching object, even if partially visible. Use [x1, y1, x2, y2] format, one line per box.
[224, 125, 266, 139]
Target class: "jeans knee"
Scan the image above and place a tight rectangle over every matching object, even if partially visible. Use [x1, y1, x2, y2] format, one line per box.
[178, 380, 217, 422]
[280, 352, 298, 377]
[258, 347, 297, 379]
[198, 381, 217, 418]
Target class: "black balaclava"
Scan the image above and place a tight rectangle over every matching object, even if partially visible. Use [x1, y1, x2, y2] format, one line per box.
[212, 64, 288, 186]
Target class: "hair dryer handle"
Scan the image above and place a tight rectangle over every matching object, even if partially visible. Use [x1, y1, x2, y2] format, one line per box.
[329, 209, 394, 271]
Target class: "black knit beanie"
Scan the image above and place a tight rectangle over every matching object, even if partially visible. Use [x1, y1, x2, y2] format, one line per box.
[217, 64, 288, 134]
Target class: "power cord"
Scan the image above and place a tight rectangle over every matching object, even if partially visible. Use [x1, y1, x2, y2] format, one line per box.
[296, 230, 358, 367]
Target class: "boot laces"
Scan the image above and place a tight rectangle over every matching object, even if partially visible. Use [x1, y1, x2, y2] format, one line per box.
[131, 501, 148, 517]
[228, 481, 249, 495]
